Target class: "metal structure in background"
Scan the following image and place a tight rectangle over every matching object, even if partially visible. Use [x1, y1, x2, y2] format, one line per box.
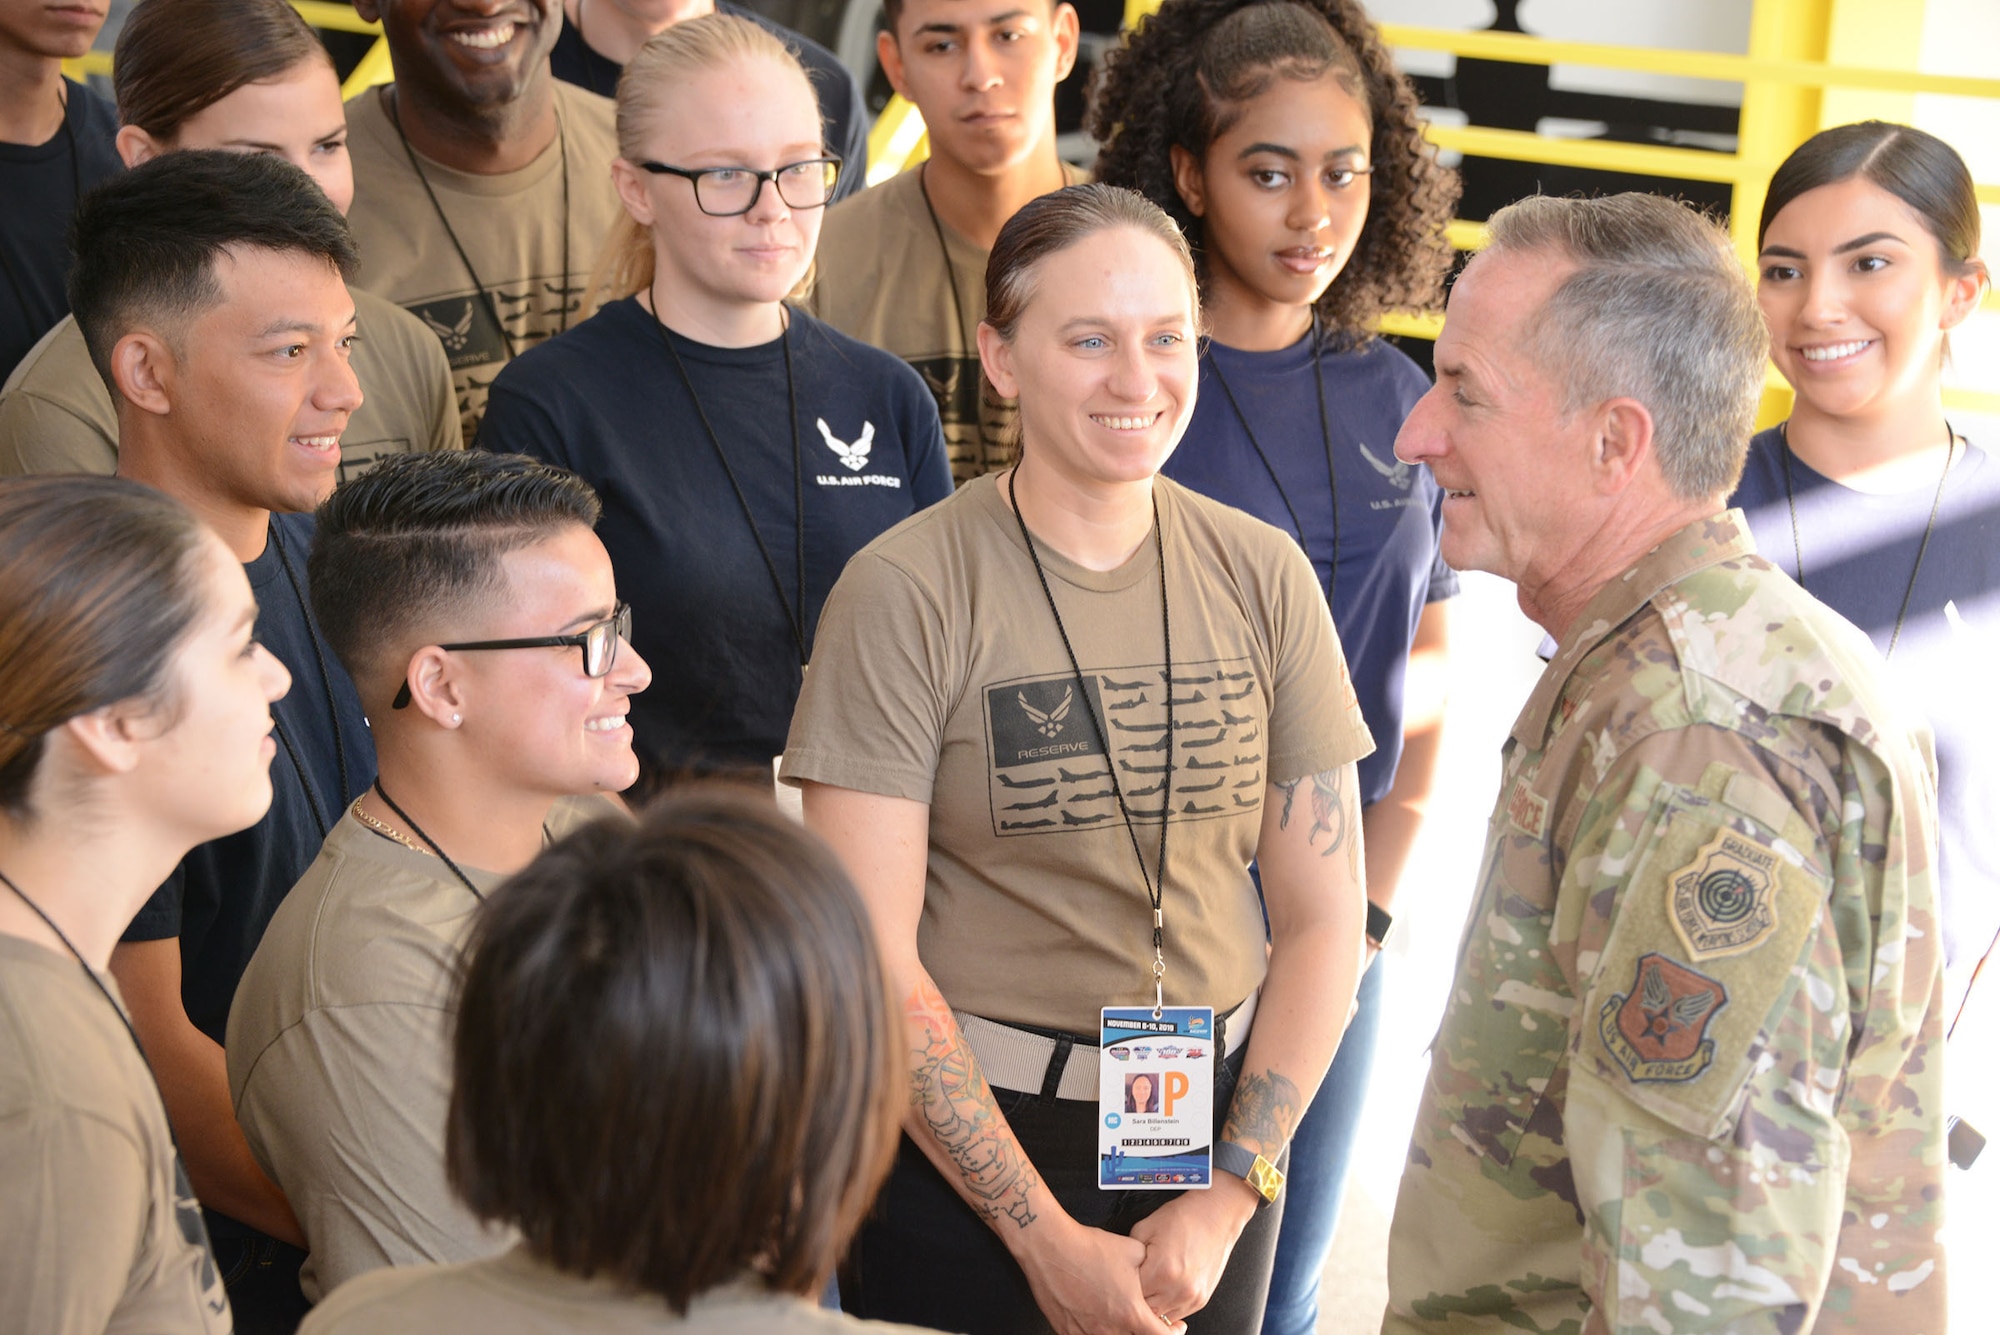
[62, 0, 1999, 420]
[867, 0, 2000, 424]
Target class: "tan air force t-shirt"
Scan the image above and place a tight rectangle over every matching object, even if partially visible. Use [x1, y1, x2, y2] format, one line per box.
[344, 83, 623, 445]
[808, 165, 1087, 485]
[227, 797, 620, 1302]
[0, 289, 460, 479]
[782, 474, 1372, 1035]
[0, 935, 230, 1335]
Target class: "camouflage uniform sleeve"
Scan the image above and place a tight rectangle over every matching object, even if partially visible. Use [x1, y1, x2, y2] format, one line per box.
[1554, 721, 1935, 1332]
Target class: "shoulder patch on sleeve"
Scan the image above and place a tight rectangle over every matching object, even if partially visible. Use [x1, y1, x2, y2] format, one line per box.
[1598, 952, 1727, 1083]
[1577, 783, 1831, 1140]
[1668, 830, 1781, 961]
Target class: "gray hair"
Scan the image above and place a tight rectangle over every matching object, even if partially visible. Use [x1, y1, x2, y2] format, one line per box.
[1482, 193, 1768, 500]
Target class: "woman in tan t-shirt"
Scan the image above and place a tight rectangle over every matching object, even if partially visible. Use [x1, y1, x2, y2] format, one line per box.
[0, 475, 292, 1333]
[785, 184, 1374, 1335]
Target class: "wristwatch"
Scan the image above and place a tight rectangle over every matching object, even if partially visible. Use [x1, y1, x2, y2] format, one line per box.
[1366, 900, 1394, 950]
[1213, 1141, 1284, 1205]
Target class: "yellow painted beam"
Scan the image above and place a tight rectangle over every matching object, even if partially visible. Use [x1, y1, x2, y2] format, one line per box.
[1821, 0, 1922, 126]
[866, 94, 930, 184]
[1732, 0, 1828, 268]
[1423, 123, 1745, 183]
[59, 51, 112, 79]
[1375, 22, 2000, 101]
[292, 0, 381, 35]
[340, 36, 395, 99]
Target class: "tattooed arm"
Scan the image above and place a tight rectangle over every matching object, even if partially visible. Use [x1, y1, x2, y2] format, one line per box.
[1130, 762, 1367, 1322]
[801, 782, 1168, 1335]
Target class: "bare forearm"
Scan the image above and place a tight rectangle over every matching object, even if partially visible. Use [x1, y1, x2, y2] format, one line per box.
[901, 972, 1057, 1247]
[1365, 601, 1450, 914]
[148, 1021, 302, 1244]
[1230, 766, 1368, 1156]
[1222, 916, 1354, 1159]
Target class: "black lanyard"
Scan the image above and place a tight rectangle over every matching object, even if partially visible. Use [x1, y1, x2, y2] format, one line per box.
[1205, 317, 1342, 607]
[0, 869, 187, 1157]
[385, 87, 574, 360]
[1779, 419, 1953, 661]
[267, 521, 351, 838]
[647, 293, 810, 668]
[1006, 469, 1175, 1014]
[373, 781, 485, 901]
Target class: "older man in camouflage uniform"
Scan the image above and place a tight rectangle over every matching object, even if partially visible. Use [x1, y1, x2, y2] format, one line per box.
[1383, 192, 1945, 1334]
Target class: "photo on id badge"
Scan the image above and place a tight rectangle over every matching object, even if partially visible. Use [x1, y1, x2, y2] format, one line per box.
[1100, 1006, 1214, 1188]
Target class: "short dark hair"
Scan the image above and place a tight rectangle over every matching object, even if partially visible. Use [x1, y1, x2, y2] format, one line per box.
[1759, 120, 1982, 281]
[446, 789, 903, 1311]
[67, 150, 359, 393]
[0, 477, 211, 818]
[883, 0, 1059, 37]
[308, 451, 603, 703]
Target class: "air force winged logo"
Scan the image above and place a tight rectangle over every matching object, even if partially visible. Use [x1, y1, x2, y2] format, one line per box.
[1358, 441, 1412, 490]
[817, 418, 875, 472]
[1598, 952, 1726, 1084]
[1020, 686, 1073, 738]
[421, 300, 477, 353]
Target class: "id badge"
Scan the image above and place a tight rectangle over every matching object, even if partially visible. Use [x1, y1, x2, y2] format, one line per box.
[1098, 1006, 1214, 1190]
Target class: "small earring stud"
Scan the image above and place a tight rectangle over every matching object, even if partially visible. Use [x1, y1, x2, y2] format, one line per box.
[450, 713, 462, 726]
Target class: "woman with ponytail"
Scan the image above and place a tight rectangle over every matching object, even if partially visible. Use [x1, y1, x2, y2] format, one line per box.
[478, 12, 950, 795]
[0, 475, 291, 1333]
[1092, 4, 1459, 1329]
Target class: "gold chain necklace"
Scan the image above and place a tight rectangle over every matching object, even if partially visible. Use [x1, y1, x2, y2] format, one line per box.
[349, 798, 430, 856]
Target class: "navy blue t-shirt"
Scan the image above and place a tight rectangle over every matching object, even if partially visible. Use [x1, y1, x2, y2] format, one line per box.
[1733, 426, 2000, 1014]
[478, 298, 951, 777]
[548, 4, 868, 202]
[1162, 333, 1456, 808]
[123, 513, 377, 1045]
[0, 79, 120, 383]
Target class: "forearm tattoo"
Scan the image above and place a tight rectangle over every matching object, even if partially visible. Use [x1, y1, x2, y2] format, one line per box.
[1223, 1068, 1302, 1161]
[1274, 766, 1359, 876]
[905, 977, 1041, 1231]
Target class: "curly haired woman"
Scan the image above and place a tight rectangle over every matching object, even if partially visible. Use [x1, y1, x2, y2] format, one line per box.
[1093, 5, 1459, 1330]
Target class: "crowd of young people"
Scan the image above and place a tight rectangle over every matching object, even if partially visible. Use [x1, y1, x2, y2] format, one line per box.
[0, 0, 1990, 1329]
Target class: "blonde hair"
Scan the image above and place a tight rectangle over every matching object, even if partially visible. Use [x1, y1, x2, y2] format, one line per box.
[587, 13, 819, 312]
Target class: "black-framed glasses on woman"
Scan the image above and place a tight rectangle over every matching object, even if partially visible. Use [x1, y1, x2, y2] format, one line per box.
[635, 157, 843, 216]
[391, 603, 633, 710]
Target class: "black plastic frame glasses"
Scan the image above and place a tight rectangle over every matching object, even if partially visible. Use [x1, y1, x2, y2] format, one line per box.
[391, 603, 632, 710]
[635, 156, 843, 216]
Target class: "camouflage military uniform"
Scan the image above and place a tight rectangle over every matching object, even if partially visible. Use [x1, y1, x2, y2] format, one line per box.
[1385, 511, 1946, 1334]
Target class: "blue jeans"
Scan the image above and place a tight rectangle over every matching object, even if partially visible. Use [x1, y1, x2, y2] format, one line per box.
[1260, 954, 1386, 1335]
[206, 1209, 309, 1335]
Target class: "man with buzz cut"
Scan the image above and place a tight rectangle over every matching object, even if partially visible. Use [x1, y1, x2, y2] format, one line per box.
[808, 0, 1082, 483]
[68, 149, 379, 1334]
[1382, 192, 1946, 1333]
[228, 449, 648, 1302]
[345, 0, 624, 445]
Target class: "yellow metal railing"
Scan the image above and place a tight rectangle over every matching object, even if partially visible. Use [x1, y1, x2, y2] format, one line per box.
[856, 0, 2000, 417]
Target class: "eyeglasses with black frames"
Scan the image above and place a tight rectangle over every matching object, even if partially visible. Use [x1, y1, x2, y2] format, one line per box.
[635, 157, 843, 217]
[391, 603, 633, 710]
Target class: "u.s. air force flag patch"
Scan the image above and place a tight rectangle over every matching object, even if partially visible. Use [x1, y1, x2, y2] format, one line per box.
[1669, 830, 1779, 960]
[1598, 952, 1727, 1083]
